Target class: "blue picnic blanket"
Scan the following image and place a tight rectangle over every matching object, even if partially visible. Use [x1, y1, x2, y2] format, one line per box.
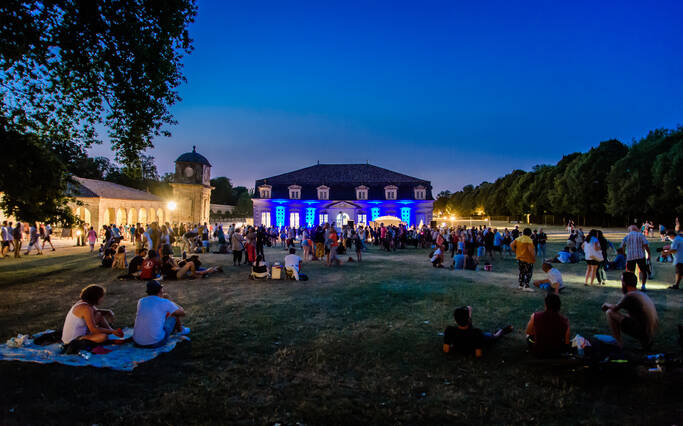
[0, 328, 189, 371]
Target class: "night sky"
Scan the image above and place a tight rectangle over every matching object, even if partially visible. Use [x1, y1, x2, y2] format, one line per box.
[89, 0, 683, 194]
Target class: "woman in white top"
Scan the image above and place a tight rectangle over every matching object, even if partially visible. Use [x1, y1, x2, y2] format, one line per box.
[62, 285, 123, 344]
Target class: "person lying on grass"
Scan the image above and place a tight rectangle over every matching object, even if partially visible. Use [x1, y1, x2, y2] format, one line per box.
[133, 280, 188, 348]
[525, 293, 570, 357]
[602, 271, 658, 350]
[532, 262, 565, 294]
[161, 254, 222, 280]
[62, 284, 124, 345]
[443, 306, 513, 357]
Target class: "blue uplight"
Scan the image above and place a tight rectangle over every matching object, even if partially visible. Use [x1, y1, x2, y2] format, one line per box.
[275, 206, 285, 227]
[400, 207, 411, 225]
[371, 207, 380, 221]
[305, 207, 316, 226]
[368, 201, 383, 205]
[397, 200, 415, 205]
[303, 200, 320, 205]
[272, 199, 289, 204]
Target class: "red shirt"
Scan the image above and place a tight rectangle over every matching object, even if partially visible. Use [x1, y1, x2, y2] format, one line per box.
[140, 258, 160, 280]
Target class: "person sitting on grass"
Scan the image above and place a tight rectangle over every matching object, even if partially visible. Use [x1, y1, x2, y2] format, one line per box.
[62, 285, 124, 345]
[111, 245, 128, 270]
[525, 293, 570, 357]
[250, 254, 270, 279]
[551, 246, 574, 264]
[133, 280, 188, 348]
[607, 247, 627, 271]
[284, 248, 303, 280]
[430, 245, 445, 268]
[139, 249, 161, 280]
[443, 306, 513, 357]
[602, 271, 658, 349]
[128, 248, 147, 278]
[532, 262, 565, 294]
[464, 249, 478, 270]
[451, 249, 465, 270]
[101, 247, 115, 268]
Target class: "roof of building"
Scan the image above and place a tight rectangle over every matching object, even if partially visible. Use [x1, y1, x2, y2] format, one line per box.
[69, 177, 163, 202]
[175, 146, 212, 167]
[254, 164, 433, 200]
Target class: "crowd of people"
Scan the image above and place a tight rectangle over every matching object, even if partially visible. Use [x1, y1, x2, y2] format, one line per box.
[1, 221, 56, 258]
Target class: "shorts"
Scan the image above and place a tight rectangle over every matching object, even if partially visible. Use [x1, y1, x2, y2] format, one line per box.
[676, 263, 683, 275]
[620, 316, 648, 344]
[626, 258, 648, 274]
[1, 241, 8, 248]
[586, 259, 600, 266]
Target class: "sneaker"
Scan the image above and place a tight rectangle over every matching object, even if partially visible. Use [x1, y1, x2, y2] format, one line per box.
[669, 285, 680, 290]
[522, 286, 534, 292]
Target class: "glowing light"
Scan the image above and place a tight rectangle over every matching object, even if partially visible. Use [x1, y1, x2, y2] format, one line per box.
[167, 201, 177, 211]
[272, 199, 289, 204]
[368, 201, 383, 205]
[305, 207, 316, 226]
[400, 207, 411, 225]
[397, 200, 414, 205]
[76, 230, 82, 236]
[450, 216, 455, 221]
[371, 207, 380, 221]
[275, 206, 285, 227]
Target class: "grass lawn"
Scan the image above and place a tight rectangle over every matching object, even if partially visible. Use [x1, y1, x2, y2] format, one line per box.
[0, 236, 681, 425]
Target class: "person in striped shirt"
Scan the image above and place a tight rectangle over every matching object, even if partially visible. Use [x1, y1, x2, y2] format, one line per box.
[621, 225, 651, 291]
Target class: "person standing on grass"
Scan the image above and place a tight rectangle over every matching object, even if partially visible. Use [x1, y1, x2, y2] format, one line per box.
[582, 229, 603, 287]
[328, 227, 340, 266]
[12, 222, 22, 258]
[525, 293, 570, 357]
[40, 223, 55, 252]
[24, 222, 43, 255]
[621, 225, 651, 291]
[353, 230, 363, 262]
[1, 221, 9, 258]
[511, 227, 536, 291]
[602, 271, 658, 349]
[667, 229, 683, 289]
[536, 228, 547, 261]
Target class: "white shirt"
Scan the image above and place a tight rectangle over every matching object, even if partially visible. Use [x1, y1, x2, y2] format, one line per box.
[431, 248, 442, 262]
[284, 254, 302, 271]
[133, 296, 180, 346]
[547, 268, 563, 287]
[1, 226, 8, 241]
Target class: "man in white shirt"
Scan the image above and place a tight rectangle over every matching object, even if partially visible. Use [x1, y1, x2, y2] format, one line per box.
[533, 262, 564, 294]
[133, 280, 187, 348]
[1, 221, 9, 258]
[284, 248, 302, 280]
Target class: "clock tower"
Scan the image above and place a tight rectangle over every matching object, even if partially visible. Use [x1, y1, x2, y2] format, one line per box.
[170, 146, 213, 224]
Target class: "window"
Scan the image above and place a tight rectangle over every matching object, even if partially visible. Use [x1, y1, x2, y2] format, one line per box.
[289, 212, 300, 228]
[384, 185, 398, 200]
[371, 207, 380, 222]
[319, 213, 328, 225]
[355, 185, 369, 200]
[401, 207, 411, 226]
[258, 185, 272, 199]
[261, 211, 271, 227]
[288, 185, 301, 199]
[357, 213, 367, 225]
[414, 186, 426, 200]
[317, 185, 329, 200]
[305, 208, 316, 227]
[275, 206, 285, 228]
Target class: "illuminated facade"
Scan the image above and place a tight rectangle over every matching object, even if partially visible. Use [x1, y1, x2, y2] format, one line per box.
[253, 164, 434, 228]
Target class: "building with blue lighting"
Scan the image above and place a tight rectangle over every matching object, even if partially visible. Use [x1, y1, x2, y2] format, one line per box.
[252, 164, 434, 229]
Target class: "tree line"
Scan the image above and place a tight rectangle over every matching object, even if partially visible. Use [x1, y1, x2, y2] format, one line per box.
[434, 127, 683, 226]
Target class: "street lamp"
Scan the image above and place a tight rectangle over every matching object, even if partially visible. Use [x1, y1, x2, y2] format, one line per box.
[167, 201, 177, 211]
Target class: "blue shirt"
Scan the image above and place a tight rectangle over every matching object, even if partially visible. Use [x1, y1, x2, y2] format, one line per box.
[493, 232, 503, 246]
[672, 235, 683, 265]
[453, 254, 465, 269]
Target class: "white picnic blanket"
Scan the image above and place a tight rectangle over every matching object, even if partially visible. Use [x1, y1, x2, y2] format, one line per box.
[0, 328, 189, 372]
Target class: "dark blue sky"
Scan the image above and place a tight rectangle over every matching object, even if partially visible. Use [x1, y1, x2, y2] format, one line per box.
[91, 0, 683, 194]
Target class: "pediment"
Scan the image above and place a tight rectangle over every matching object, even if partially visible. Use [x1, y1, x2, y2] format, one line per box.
[327, 201, 361, 209]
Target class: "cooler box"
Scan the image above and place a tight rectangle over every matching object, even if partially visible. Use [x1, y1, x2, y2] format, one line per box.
[272, 265, 283, 280]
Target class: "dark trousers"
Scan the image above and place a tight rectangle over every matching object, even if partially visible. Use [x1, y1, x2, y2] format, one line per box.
[518, 261, 533, 287]
[233, 249, 243, 265]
